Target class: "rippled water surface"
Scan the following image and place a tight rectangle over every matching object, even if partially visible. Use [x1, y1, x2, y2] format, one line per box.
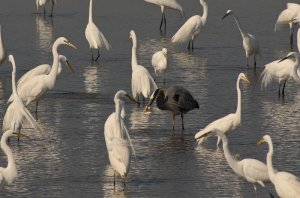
[0, 0, 300, 197]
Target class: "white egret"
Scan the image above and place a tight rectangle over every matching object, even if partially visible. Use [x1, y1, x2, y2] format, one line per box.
[16, 55, 73, 88]
[129, 30, 158, 105]
[222, 10, 261, 68]
[36, 0, 55, 17]
[275, 3, 300, 50]
[261, 52, 300, 97]
[257, 135, 300, 198]
[144, 0, 183, 32]
[145, 86, 199, 131]
[171, 0, 208, 51]
[7, 37, 76, 119]
[151, 48, 167, 84]
[197, 130, 273, 197]
[0, 25, 6, 65]
[195, 73, 250, 146]
[0, 130, 28, 185]
[85, 0, 111, 62]
[104, 90, 137, 187]
[3, 55, 41, 142]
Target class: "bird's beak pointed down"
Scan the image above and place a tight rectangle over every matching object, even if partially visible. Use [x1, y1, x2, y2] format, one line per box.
[13, 132, 29, 138]
[65, 60, 74, 73]
[257, 138, 265, 145]
[126, 94, 138, 104]
[242, 75, 251, 85]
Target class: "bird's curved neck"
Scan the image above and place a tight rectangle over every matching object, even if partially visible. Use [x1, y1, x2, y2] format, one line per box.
[222, 136, 242, 175]
[88, 0, 93, 23]
[131, 36, 138, 70]
[232, 14, 246, 38]
[11, 60, 19, 99]
[48, 41, 60, 83]
[200, 0, 208, 26]
[266, 139, 276, 183]
[156, 91, 167, 110]
[114, 99, 123, 137]
[235, 76, 242, 122]
[1, 133, 16, 172]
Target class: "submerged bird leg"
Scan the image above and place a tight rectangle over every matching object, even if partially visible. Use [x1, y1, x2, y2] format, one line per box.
[163, 72, 165, 85]
[290, 25, 294, 51]
[191, 40, 194, 51]
[188, 41, 191, 51]
[159, 13, 164, 31]
[113, 172, 116, 188]
[95, 49, 100, 61]
[142, 96, 145, 106]
[172, 113, 175, 132]
[282, 80, 287, 97]
[253, 185, 258, 198]
[123, 178, 126, 189]
[254, 55, 256, 68]
[163, 13, 167, 32]
[137, 95, 140, 107]
[49, 0, 54, 17]
[246, 57, 249, 68]
[35, 100, 39, 120]
[43, 7, 46, 16]
[90, 49, 94, 62]
[181, 114, 184, 130]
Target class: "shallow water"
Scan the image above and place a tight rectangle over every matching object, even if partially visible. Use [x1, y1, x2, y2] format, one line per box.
[0, 0, 299, 197]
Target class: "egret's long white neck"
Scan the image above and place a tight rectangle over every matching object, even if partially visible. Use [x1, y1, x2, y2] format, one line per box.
[221, 134, 242, 176]
[200, 0, 208, 26]
[235, 75, 242, 122]
[48, 40, 60, 87]
[88, 0, 93, 23]
[1, 132, 16, 173]
[232, 14, 246, 38]
[131, 34, 138, 70]
[11, 58, 19, 100]
[266, 139, 276, 183]
[114, 94, 123, 138]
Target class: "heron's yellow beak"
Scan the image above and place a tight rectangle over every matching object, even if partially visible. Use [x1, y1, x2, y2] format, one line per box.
[257, 138, 265, 145]
[64, 40, 77, 49]
[65, 60, 74, 73]
[13, 132, 29, 138]
[125, 94, 138, 104]
[242, 75, 250, 85]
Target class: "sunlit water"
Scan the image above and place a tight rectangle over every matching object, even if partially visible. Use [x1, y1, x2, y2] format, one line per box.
[0, 0, 299, 197]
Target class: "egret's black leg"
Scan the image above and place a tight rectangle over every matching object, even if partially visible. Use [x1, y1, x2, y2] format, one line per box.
[35, 100, 39, 120]
[49, 0, 54, 17]
[163, 72, 165, 85]
[123, 178, 126, 189]
[188, 41, 191, 51]
[95, 49, 100, 61]
[172, 113, 175, 132]
[246, 57, 249, 68]
[254, 55, 257, 69]
[290, 25, 294, 51]
[159, 13, 164, 31]
[113, 172, 116, 189]
[191, 40, 194, 51]
[91, 48, 94, 62]
[43, 8, 46, 16]
[163, 13, 166, 32]
[282, 80, 286, 97]
[181, 114, 184, 130]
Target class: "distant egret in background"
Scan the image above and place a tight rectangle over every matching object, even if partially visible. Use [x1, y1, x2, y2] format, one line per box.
[145, 86, 199, 131]
[197, 130, 273, 197]
[222, 10, 261, 68]
[3, 55, 41, 142]
[171, 0, 208, 51]
[195, 73, 250, 146]
[36, 0, 55, 17]
[261, 52, 300, 97]
[275, 3, 300, 50]
[257, 135, 300, 198]
[16, 55, 73, 88]
[0, 25, 6, 65]
[129, 30, 157, 105]
[85, 0, 111, 62]
[0, 130, 28, 185]
[104, 90, 137, 187]
[144, 0, 183, 32]
[151, 48, 168, 84]
[8, 37, 76, 119]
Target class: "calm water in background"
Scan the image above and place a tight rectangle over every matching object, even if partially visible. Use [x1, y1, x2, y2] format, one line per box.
[0, 0, 300, 197]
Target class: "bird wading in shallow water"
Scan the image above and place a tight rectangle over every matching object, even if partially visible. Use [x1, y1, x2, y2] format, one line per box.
[197, 130, 274, 198]
[145, 86, 199, 131]
[151, 48, 168, 84]
[257, 135, 300, 198]
[144, 0, 183, 33]
[195, 73, 250, 146]
[222, 10, 261, 68]
[171, 0, 208, 52]
[36, 0, 55, 17]
[85, 0, 112, 62]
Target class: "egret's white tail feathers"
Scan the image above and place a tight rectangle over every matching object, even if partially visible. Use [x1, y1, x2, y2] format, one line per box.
[194, 128, 211, 141]
[261, 67, 273, 89]
[123, 123, 136, 159]
[99, 31, 112, 51]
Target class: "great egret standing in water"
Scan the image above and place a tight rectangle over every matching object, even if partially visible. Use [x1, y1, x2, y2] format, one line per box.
[145, 86, 199, 131]
[129, 30, 157, 105]
[195, 73, 250, 146]
[275, 3, 300, 50]
[85, 0, 112, 62]
[197, 130, 273, 197]
[144, 0, 183, 32]
[7, 37, 76, 119]
[257, 135, 300, 197]
[151, 48, 167, 84]
[0, 130, 28, 185]
[104, 90, 137, 187]
[3, 55, 41, 142]
[36, 0, 55, 17]
[261, 52, 300, 97]
[171, 0, 208, 51]
[0, 25, 6, 65]
[222, 10, 261, 68]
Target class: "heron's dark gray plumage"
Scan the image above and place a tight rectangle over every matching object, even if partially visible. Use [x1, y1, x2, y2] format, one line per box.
[147, 86, 199, 131]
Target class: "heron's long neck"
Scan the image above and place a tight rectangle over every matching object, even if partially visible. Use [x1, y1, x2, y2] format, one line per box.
[235, 76, 241, 122]
[156, 91, 167, 110]
[222, 136, 242, 175]
[1, 133, 16, 171]
[48, 41, 60, 86]
[232, 14, 246, 38]
[88, 0, 93, 23]
[131, 36, 138, 70]
[114, 99, 123, 138]
[200, 0, 208, 26]
[11, 60, 19, 99]
[266, 139, 276, 183]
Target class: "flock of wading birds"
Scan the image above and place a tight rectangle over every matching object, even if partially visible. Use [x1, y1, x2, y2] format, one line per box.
[0, 0, 299, 197]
